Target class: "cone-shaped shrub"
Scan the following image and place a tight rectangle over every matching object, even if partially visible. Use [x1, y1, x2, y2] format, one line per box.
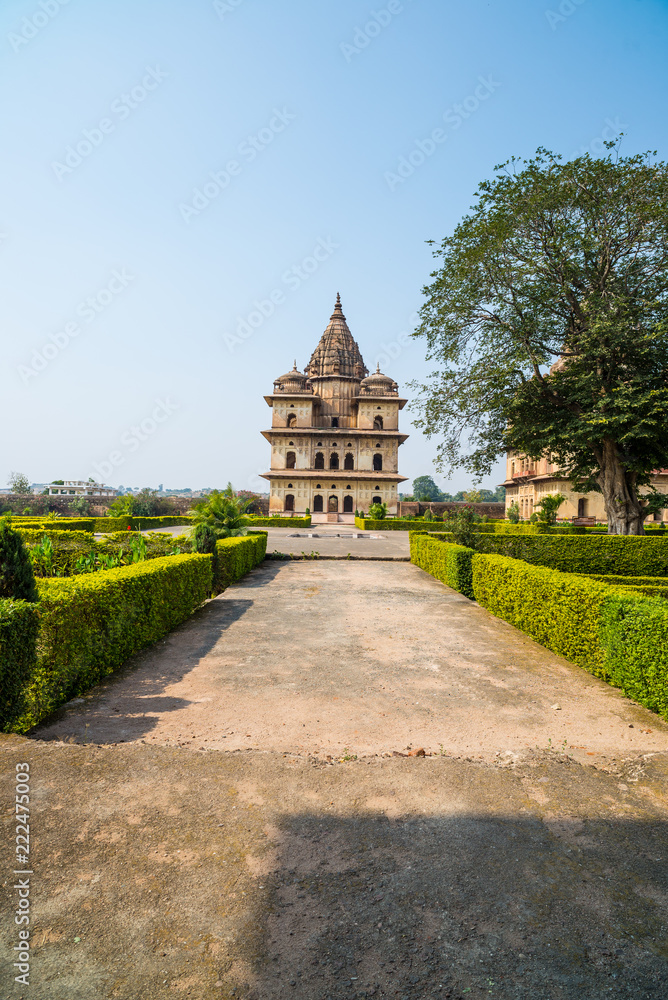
[0, 517, 39, 602]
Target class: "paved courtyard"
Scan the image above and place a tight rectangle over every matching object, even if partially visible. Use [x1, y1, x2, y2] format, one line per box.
[1, 560, 668, 999]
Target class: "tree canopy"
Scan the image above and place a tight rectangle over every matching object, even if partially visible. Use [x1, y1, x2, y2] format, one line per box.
[411, 146, 668, 533]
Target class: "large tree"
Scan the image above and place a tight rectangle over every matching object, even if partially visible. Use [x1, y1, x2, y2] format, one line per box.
[412, 475, 445, 501]
[411, 146, 668, 534]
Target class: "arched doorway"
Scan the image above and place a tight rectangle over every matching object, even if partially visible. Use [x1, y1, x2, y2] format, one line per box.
[344, 452, 354, 470]
[373, 453, 383, 471]
[372, 495, 382, 505]
[328, 495, 339, 513]
[313, 494, 323, 512]
[343, 495, 353, 513]
[374, 415, 383, 430]
[329, 452, 339, 469]
[285, 494, 295, 511]
[286, 451, 296, 469]
[577, 497, 587, 518]
[286, 413, 297, 428]
[314, 452, 324, 469]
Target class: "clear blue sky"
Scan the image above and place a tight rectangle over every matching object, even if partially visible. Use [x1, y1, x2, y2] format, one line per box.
[2, 0, 667, 494]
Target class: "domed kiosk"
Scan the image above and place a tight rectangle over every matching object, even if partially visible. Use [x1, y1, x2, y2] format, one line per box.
[261, 294, 408, 521]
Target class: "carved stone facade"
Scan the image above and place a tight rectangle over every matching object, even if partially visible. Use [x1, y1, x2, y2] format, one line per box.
[501, 451, 668, 523]
[261, 295, 408, 517]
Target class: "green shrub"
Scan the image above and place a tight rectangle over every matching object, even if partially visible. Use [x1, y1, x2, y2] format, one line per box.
[471, 554, 609, 673]
[0, 518, 39, 601]
[246, 516, 311, 527]
[431, 532, 668, 577]
[94, 516, 132, 532]
[12, 518, 96, 532]
[13, 554, 213, 731]
[578, 574, 668, 599]
[355, 518, 451, 532]
[410, 534, 474, 598]
[600, 593, 668, 716]
[0, 600, 39, 731]
[212, 533, 267, 595]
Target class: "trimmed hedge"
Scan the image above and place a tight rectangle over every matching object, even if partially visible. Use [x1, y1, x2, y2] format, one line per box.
[12, 518, 96, 532]
[580, 574, 668, 600]
[11, 554, 213, 732]
[0, 600, 39, 730]
[428, 531, 668, 577]
[411, 543, 668, 718]
[355, 517, 450, 532]
[247, 516, 311, 527]
[213, 533, 267, 595]
[471, 554, 609, 674]
[409, 534, 474, 598]
[93, 515, 192, 532]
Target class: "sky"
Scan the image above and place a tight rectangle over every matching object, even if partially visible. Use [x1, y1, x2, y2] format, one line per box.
[2, 0, 668, 495]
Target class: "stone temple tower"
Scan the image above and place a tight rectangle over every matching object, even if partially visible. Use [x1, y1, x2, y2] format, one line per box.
[261, 294, 408, 519]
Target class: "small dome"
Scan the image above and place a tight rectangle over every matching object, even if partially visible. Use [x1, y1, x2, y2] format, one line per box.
[360, 363, 397, 392]
[277, 360, 307, 383]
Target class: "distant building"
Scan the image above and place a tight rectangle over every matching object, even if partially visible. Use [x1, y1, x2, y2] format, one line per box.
[47, 480, 117, 498]
[261, 294, 408, 520]
[501, 453, 668, 523]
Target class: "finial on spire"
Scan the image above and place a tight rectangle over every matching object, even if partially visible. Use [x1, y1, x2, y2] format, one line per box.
[335, 292, 341, 308]
[376, 362, 381, 374]
[293, 359, 297, 370]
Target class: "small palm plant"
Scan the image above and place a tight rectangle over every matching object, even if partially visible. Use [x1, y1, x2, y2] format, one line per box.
[189, 488, 252, 553]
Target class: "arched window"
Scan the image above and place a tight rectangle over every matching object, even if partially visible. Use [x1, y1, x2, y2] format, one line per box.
[372, 495, 382, 505]
[286, 451, 296, 469]
[344, 452, 354, 470]
[314, 452, 325, 469]
[373, 453, 382, 471]
[374, 415, 383, 431]
[343, 495, 353, 513]
[329, 452, 339, 470]
[331, 417, 339, 427]
[328, 495, 339, 512]
[313, 494, 323, 512]
[286, 413, 297, 428]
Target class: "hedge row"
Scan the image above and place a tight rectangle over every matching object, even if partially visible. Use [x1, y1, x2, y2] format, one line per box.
[247, 516, 311, 527]
[12, 518, 96, 532]
[355, 518, 450, 532]
[423, 531, 668, 577]
[581, 574, 668, 600]
[11, 554, 213, 732]
[411, 536, 668, 718]
[0, 600, 40, 730]
[213, 532, 267, 595]
[409, 534, 474, 597]
[93, 515, 193, 532]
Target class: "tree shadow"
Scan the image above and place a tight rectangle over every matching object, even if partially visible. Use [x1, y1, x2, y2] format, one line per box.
[243, 809, 668, 1000]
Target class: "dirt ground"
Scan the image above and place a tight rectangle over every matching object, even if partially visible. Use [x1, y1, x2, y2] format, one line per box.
[2, 560, 668, 999]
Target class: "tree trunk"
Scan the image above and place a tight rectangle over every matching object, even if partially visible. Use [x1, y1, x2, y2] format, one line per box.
[597, 439, 645, 535]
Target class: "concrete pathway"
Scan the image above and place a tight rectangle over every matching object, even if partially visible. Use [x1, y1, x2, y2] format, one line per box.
[1, 561, 668, 999]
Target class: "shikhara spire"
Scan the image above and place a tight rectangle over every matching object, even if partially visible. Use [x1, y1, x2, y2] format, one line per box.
[304, 294, 368, 379]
